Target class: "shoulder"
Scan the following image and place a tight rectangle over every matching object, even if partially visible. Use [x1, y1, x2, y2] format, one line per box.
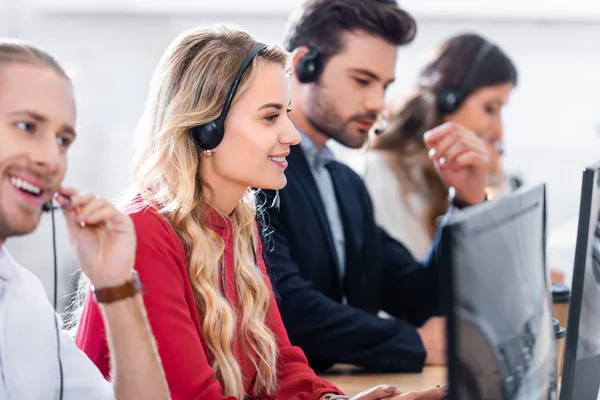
[124, 196, 169, 229]
[123, 196, 187, 265]
[8, 260, 48, 302]
[124, 197, 179, 242]
[329, 158, 365, 186]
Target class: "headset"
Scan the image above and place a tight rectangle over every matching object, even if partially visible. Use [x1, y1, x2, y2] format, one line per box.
[295, 45, 322, 84]
[42, 200, 64, 400]
[190, 42, 268, 150]
[436, 41, 496, 115]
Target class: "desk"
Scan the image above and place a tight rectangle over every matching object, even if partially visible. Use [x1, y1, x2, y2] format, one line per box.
[320, 365, 447, 396]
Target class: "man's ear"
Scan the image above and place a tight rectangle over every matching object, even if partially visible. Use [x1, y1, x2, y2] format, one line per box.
[290, 46, 311, 79]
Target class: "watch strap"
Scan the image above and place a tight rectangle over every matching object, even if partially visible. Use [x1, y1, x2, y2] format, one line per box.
[92, 270, 142, 304]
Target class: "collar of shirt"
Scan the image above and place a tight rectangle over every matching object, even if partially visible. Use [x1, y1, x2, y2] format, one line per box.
[298, 130, 335, 170]
[0, 246, 14, 284]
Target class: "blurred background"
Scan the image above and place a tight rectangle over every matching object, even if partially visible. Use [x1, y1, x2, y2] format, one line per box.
[2, 0, 600, 310]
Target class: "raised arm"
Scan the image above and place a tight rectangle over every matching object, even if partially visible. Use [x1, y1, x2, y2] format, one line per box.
[59, 188, 169, 400]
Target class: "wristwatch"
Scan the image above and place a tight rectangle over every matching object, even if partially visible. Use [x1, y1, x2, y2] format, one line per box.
[324, 396, 351, 400]
[91, 270, 142, 304]
[448, 186, 488, 210]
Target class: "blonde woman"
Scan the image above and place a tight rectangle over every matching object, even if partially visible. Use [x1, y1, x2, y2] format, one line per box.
[74, 26, 448, 400]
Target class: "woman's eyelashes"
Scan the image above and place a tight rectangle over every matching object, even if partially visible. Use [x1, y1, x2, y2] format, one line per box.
[265, 113, 279, 123]
[264, 109, 293, 124]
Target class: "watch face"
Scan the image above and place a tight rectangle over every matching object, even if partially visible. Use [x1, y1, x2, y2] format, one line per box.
[131, 270, 142, 291]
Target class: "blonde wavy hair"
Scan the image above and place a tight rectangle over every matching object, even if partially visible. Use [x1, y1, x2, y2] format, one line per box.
[133, 25, 289, 398]
[72, 25, 289, 398]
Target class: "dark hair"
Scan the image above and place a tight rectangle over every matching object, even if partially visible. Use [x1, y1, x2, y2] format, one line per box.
[283, 0, 417, 64]
[419, 33, 518, 99]
[371, 33, 518, 238]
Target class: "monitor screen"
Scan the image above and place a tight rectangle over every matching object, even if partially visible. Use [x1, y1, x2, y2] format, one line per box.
[441, 183, 556, 400]
[559, 161, 600, 400]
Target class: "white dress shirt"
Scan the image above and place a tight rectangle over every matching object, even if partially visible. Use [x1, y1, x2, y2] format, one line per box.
[0, 245, 115, 399]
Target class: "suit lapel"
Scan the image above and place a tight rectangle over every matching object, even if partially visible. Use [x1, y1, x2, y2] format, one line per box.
[288, 145, 342, 274]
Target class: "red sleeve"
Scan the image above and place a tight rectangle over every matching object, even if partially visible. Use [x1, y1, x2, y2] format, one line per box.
[75, 208, 237, 400]
[254, 229, 343, 400]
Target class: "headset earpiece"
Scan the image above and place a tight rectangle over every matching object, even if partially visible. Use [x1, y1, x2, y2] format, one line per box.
[190, 42, 268, 150]
[191, 120, 221, 150]
[436, 41, 496, 115]
[437, 88, 464, 115]
[295, 46, 322, 84]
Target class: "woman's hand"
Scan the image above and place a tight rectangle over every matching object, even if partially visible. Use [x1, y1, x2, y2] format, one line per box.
[323, 384, 448, 400]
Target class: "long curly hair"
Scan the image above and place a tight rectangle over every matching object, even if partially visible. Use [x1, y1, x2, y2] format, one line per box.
[72, 25, 289, 398]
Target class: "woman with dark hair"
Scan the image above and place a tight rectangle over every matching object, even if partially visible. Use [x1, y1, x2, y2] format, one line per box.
[365, 33, 518, 258]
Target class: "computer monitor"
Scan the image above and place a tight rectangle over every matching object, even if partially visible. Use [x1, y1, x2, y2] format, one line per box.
[559, 161, 600, 400]
[441, 183, 556, 400]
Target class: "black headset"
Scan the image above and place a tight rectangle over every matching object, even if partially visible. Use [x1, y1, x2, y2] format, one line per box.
[436, 41, 496, 115]
[190, 42, 268, 150]
[294, 45, 322, 84]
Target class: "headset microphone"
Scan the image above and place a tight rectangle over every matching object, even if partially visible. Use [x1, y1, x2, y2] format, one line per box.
[374, 116, 388, 135]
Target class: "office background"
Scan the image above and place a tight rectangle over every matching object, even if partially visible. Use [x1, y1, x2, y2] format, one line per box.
[2, 0, 599, 309]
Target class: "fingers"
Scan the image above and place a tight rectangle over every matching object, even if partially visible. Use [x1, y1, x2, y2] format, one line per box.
[454, 151, 488, 170]
[429, 132, 485, 161]
[429, 141, 470, 169]
[425, 124, 488, 170]
[354, 385, 399, 400]
[56, 188, 119, 228]
[67, 191, 97, 209]
[54, 193, 72, 209]
[76, 197, 107, 220]
[60, 192, 95, 226]
[423, 122, 457, 147]
[395, 386, 448, 400]
[424, 122, 487, 154]
[80, 202, 122, 226]
[57, 186, 77, 198]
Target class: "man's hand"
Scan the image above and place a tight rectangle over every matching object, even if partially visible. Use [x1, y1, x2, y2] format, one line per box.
[423, 122, 489, 205]
[56, 186, 135, 288]
[417, 317, 446, 366]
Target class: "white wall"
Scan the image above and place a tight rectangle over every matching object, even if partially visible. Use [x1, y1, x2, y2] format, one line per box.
[3, 1, 600, 309]
[21, 0, 600, 20]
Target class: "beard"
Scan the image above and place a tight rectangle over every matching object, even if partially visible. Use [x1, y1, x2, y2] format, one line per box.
[0, 203, 41, 241]
[305, 84, 377, 149]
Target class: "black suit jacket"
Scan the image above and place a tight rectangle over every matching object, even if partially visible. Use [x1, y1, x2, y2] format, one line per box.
[259, 144, 444, 374]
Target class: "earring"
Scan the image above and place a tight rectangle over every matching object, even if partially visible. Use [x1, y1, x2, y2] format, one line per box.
[203, 149, 213, 157]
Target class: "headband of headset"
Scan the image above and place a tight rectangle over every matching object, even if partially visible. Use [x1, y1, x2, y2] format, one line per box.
[191, 42, 268, 150]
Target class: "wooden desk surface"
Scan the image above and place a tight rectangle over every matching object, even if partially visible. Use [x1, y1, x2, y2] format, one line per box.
[320, 365, 447, 396]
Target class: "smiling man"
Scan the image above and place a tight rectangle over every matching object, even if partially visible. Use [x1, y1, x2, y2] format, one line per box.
[0, 40, 169, 399]
[260, 0, 491, 374]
